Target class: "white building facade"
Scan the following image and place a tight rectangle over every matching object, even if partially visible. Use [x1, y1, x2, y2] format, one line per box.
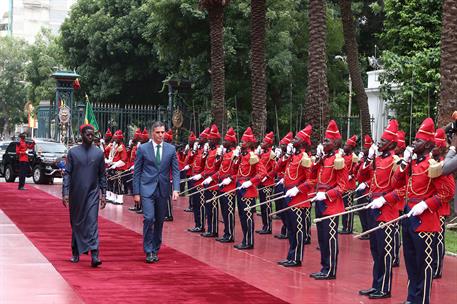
[0, 0, 76, 43]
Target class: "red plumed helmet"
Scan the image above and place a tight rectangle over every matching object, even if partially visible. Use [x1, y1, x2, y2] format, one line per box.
[415, 118, 435, 142]
[262, 131, 274, 145]
[241, 127, 256, 143]
[224, 127, 237, 143]
[325, 120, 341, 140]
[381, 119, 398, 142]
[296, 125, 312, 146]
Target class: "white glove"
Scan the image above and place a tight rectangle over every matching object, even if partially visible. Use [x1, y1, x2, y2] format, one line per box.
[367, 196, 386, 209]
[100, 139, 105, 145]
[221, 177, 231, 186]
[356, 182, 367, 192]
[277, 178, 284, 185]
[403, 146, 414, 163]
[216, 146, 223, 156]
[274, 147, 282, 158]
[316, 144, 324, 158]
[286, 143, 294, 155]
[192, 174, 202, 181]
[285, 187, 299, 198]
[110, 160, 125, 169]
[105, 159, 113, 165]
[339, 148, 344, 155]
[109, 164, 117, 170]
[184, 144, 190, 153]
[358, 151, 364, 159]
[261, 176, 268, 183]
[203, 142, 209, 153]
[348, 175, 353, 181]
[203, 176, 213, 185]
[182, 165, 190, 171]
[368, 144, 377, 159]
[130, 165, 134, 171]
[407, 201, 428, 217]
[233, 146, 241, 157]
[241, 180, 253, 189]
[255, 145, 262, 155]
[222, 147, 227, 154]
[192, 142, 199, 152]
[311, 192, 327, 201]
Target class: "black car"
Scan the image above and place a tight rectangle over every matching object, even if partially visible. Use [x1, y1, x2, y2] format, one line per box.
[1, 139, 68, 184]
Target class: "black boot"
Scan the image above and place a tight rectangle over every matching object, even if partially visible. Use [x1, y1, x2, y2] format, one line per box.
[91, 249, 102, 267]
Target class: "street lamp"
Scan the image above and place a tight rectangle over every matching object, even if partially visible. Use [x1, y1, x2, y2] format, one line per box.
[335, 55, 352, 140]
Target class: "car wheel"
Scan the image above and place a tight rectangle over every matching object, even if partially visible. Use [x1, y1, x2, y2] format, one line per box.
[33, 166, 45, 184]
[4, 165, 16, 182]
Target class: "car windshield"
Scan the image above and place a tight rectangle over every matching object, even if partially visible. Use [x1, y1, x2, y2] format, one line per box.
[36, 143, 67, 154]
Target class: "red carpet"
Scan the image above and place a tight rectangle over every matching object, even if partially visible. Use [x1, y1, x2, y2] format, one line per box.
[0, 183, 285, 303]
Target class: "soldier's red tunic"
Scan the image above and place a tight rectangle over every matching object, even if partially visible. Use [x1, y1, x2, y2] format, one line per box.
[298, 153, 347, 215]
[16, 139, 35, 162]
[112, 143, 129, 171]
[277, 150, 313, 208]
[104, 143, 112, 159]
[359, 151, 403, 222]
[384, 155, 452, 232]
[343, 153, 357, 191]
[188, 147, 206, 186]
[259, 148, 276, 187]
[236, 152, 267, 198]
[202, 146, 222, 187]
[211, 150, 240, 193]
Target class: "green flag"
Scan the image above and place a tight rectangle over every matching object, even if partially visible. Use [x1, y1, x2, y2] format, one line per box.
[84, 95, 99, 133]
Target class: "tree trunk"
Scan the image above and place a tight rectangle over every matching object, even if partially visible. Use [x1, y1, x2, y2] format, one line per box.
[437, 0, 457, 127]
[250, 0, 267, 139]
[339, 0, 371, 137]
[208, 5, 227, 132]
[305, 0, 329, 143]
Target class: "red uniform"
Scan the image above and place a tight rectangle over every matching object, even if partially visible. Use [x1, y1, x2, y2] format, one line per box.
[112, 143, 129, 171]
[359, 151, 402, 222]
[202, 146, 222, 187]
[259, 148, 276, 187]
[299, 153, 347, 216]
[236, 152, 267, 198]
[104, 143, 112, 159]
[189, 147, 206, 186]
[278, 150, 313, 208]
[16, 139, 34, 162]
[343, 153, 357, 191]
[384, 155, 451, 232]
[211, 150, 239, 193]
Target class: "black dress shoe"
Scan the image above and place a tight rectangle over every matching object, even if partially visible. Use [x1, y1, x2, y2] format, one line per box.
[309, 272, 325, 278]
[358, 288, 377, 296]
[313, 274, 336, 280]
[70, 255, 79, 263]
[188, 227, 204, 233]
[256, 229, 272, 235]
[183, 208, 193, 212]
[201, 232, 217, 237]
[152, 253, 159, 262]
[339, 230, 352, 235]
[234, 243, 253, 250]
[146, 253, 154, 263]
[136, 209, 143, 214]
[90, 250, 102, 268]
[274, 234, 288, 239]
[277, 259, 289, 265]
[128, 206, 139, 211]
[216, 237, 234, 243]
[433, 273, 442, 279]
[368, 291, 391, 299]
[18, 187, 26, 190]
[282, 260, 302, 267]
[164, 216, 174, 221]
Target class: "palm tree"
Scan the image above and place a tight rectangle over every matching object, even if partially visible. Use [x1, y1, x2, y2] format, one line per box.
[305, 0, 329, 142]
[250, 0, 267, 138]
[339, 0, 371, 136]
[200, 0, 229, 131]
[437, 0, 457, 127]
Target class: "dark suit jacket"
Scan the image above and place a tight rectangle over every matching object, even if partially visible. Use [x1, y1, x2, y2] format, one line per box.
[133, 141, 180, 198]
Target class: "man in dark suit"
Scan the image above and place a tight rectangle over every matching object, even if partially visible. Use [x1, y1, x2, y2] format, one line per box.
[133, 121, 180, 263]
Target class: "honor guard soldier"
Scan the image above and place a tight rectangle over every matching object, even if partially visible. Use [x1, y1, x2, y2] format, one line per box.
[271, 131, 294, 239]
[103, 128, 113, 159]
[187, 128, 209, 233]
[305, 120, 347, 280]
[340, 135, 359, 234]
[432, 128, 455, 279]
[141, 128, 149, 144]
[210, 127, 239, 242]
[234, 127, 267, 250]
[107, 130, 129, 204]
[354, 135, 374, 239]
[256, 131, 276, 234]
[279, 125, 314, 267]
[201, 124, 223, 237]
[358, 119, 401, 299]
[181, 132, 197, 212]
[374, 118, 452, 304]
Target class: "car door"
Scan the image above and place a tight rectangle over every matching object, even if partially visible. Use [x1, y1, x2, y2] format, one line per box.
[5, 143, 18, 174]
